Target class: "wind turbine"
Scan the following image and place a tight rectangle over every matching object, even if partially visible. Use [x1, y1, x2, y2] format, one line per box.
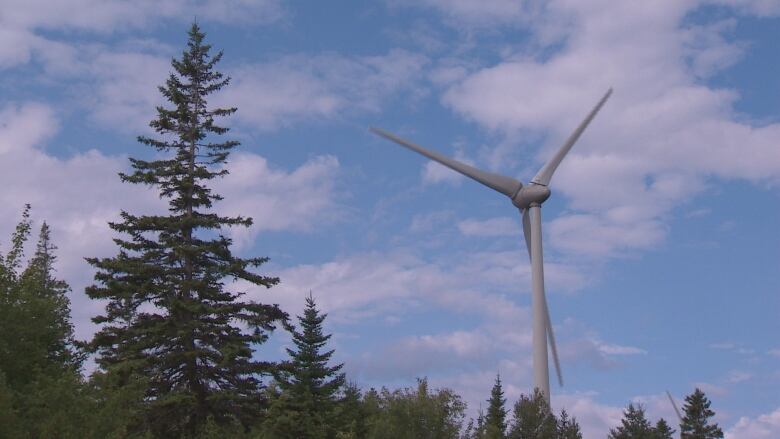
[369, 88, 612, 402]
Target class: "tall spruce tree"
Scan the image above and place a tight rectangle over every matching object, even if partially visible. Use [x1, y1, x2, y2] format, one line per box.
[86, 24, 286, 437]
[507, 389, 557, 439]
[263, 293, 346, 438]
[608, 403, 655, 439]
[485, 374, 508, 439]
[680, 389, 723, 439]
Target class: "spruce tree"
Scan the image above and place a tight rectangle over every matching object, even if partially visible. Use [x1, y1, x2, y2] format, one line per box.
[653, 419, 675, 439]
[485, 374, 508, 439]
[507, 388, 557, 439]
[680, 389, 723, 439]
[264, 293, 346, 438]
[86, 23, 286, 437]
[557, 409, 583, 439]
[608, 403, 654, 439]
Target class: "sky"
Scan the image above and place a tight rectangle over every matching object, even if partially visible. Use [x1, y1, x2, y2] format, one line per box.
[1, 0, 779, 437]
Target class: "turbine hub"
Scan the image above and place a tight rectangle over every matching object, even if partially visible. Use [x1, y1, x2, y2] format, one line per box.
[511, 183, 551, 209]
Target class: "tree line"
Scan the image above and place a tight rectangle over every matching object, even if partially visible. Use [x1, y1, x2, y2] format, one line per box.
[0, 24, 725, 439]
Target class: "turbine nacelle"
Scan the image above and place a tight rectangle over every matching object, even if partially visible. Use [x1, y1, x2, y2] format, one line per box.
[511, 183, 551, 209]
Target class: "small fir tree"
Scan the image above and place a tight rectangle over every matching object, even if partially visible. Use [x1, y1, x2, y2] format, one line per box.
[557, 409, 583, 439]
[507, 388, 557, 439]
[608, 403, 655, 439]
[680, 388, 723, 439]
[653, 418, 675, 439]
[263, 293, 346, 438]
[86, 24, 286, 437]
[485, 374, 508, 439]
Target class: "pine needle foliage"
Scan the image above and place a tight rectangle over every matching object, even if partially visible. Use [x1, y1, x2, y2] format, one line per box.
[85, 23, 286, 437]
[485, 374, 508, 439]
[680, 388, 723, 439]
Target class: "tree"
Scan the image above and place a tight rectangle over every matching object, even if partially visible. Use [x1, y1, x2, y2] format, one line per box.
[363, 379, 466, 439]
[608, 403, 655, 439]
[653, 419, 675, 439]
[86, 23, 287, 437]
[262, 293, 346, 438]
[333, 382, 369, 439]
[557, 409, 583, 439]
[507, 388, 557, 439]
[485, 374, 508, 439]
[0, 207, 89, 439]
[680, 388, 723, 439]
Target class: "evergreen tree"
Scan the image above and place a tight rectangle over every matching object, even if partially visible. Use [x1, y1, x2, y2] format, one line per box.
[680, 389, 723, 439]
[86, 23, 286, 437]
[485, 374, 508, 439]
[263, 293, 346, 438]
[653, 419, 675, 439]
[507, 388, 557, 439]
[334, 382, 369, 439]
[0, 207, 90, 438]
[608, 403, 654, 439]
[557, 409, 583, 439]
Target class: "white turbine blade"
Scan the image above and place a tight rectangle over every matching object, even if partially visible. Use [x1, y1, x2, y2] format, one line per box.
[546, 302, 563, 387]
[521, 208, 532, 259]
[531, 88, 613, 186]
[370, 127, 523, 197]
[666, 390, 683, 423]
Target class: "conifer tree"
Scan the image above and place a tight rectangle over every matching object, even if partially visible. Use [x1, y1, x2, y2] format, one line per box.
[0, 207, 88, 438]
[263, 293, 346, 437]
[608, 403, 654, 439]
[557, 409, 583, 439]
[680, 389, 723, 439]
[653, 419, 675, 439]
[86, 23, 286, 437]
[485, 374, 508, 439]
[507, 388, 557, 439]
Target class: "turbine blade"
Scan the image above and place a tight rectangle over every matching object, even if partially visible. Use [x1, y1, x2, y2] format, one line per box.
[521, 208, 532, 260]
[370, 127, 523, 197]
[666, 390, 683, 423]
[545, 298, 563, 386]
[531, 88, 613, 186]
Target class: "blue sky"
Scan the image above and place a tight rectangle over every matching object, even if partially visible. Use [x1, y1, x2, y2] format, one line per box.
[1, 1, 779, 437]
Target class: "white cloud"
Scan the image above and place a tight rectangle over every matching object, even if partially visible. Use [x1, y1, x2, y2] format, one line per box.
[0, 0, 285, 70]
[458, 216, 518, 237]
[221, 50, 429, 130]
[726, 407, 780, 439]
[215, 152, 342, 249]
[726, 370, 752, 384]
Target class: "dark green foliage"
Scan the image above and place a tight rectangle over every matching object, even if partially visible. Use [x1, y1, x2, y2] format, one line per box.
[0, 207, 91, 439]
[333, 382, 369, 439]
[507, 389, 556, 439]
[653, 419, 675, 439]
[609, 403, 679, 439]
[363, 379, 467, 439]
[282, 294, 345, 400]
[680, 388, 723, 439]
[485, 374, 508, 438]
[608, 403, 655, 439]
[261, 294, 346, 438]
[85, 23, 286, 437]
[557, 409, 582, 439]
